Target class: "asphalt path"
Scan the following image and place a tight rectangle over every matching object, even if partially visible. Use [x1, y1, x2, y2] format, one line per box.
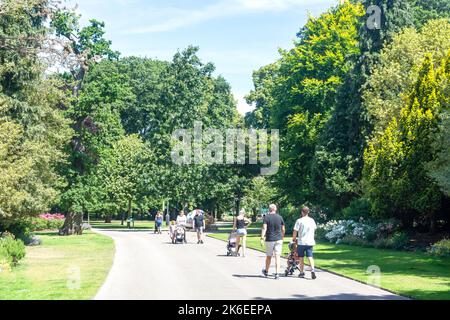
[94, 229, 406, 300]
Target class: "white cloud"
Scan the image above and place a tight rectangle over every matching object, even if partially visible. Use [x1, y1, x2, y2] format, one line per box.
[125, 0, 334, 34]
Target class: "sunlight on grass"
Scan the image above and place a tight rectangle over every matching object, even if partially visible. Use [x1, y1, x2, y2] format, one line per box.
[0, 231, 114, 300]
[209, 227, 450, 300]
[90, 220, 160, 230]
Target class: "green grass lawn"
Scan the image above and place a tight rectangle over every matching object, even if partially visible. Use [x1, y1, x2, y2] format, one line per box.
[90, 219, 160, 230]
[0, 231, 114, 300]
[209, 222, 450, 300]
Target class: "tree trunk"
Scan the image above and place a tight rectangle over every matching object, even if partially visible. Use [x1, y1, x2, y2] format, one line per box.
[104, 215, 112, 223]
[252, 208, 257, 222]
[216, 203, 222, 221]
[430, 213, 436, 234]
[127, 198, 132, 220]
[59, 212, 83, 236]
[235, 198, 240, 216]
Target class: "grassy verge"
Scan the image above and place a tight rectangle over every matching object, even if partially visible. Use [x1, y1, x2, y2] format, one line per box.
[90, 220, 159, 230]
[0, 231, 114, 300]
[209, 223, 450, 300]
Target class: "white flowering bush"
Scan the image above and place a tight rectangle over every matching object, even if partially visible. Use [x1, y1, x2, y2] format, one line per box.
[318, 219, 378, 244]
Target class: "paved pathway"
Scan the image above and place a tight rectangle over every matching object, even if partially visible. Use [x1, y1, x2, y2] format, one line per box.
[94, 229, 407, 300]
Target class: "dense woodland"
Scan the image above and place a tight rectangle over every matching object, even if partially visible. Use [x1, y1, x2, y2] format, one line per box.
[0, 0, 449, 238]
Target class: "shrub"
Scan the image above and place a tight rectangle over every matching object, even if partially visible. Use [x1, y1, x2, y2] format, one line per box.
[26, 214, 65, 232]
[390, 232, 410, 250]
[2, 220, 33, 242]
[427, 239, 450, 257]
[318, 219, 378, 244]
[0, 234, 26, 266]
[340, 235, 369, 247]
[315, 227, 328, 241]
[279, 206, 300, 234]
[376, 219, 402, 238]
[341, 198, 371, 220]
[373, 237, 391, 249]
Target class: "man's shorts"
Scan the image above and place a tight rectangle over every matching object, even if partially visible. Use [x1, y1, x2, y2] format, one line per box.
[297, 245, 314, 258]
[265, 240, 283, 257]
[196, 227, 204, 234]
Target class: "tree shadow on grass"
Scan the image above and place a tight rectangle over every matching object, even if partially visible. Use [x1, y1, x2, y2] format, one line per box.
[34, 231, 59, 236]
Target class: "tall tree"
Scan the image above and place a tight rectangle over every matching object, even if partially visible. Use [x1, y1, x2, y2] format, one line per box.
[311, 0, 416, 211]
[0, 0, 72, 228]
[363, 19, 450, 136]
[363, 53, 449, 231]
[267, 1, 365, 204]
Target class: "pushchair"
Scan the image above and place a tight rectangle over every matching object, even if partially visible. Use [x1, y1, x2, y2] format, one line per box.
[284, 242, 301, 276]
[226, 232, 241, 256]
[171, 225, 186, 244]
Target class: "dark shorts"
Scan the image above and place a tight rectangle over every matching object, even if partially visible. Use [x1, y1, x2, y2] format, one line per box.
[196, 227, 204, 234]
[297, 245, 314, 258]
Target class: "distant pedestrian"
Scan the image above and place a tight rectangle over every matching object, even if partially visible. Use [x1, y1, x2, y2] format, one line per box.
[293, 206, 317, 280]
[260, 204, 285, 280]
[233, 209, 251, 257]
[193, 209, 205, 244]
[155, 211, 163, 234]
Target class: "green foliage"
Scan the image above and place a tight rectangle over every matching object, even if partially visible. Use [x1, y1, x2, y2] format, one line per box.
[341, 198, 371, 220]
[0, 234, 26, 266]
[31, 218, 64, 231]
[390, 232, 410, 250]
[241, 176, 277, 214]
[259, 2, 365, 204]
[278, 206, 300, 234]
[363, 19, 450, 136]
[412, 0, 450, 28]
[0, 0, 72, 226]
[427, 238, 450, 257]
[363, 54, 448, 224]
[310, 0, 417, 212]
[340, 235, 370, 247]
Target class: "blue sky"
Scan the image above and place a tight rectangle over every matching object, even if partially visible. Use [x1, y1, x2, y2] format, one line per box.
[69, 0, 338, 113]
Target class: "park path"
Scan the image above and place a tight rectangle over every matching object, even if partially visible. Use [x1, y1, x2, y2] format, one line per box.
[94, 229, 407, 300]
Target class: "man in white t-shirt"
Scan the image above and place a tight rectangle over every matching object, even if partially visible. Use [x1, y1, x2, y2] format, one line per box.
[293, 206, 317, 280]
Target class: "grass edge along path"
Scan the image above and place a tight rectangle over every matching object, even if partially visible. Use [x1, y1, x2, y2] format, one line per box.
[208, 225, 450, 300]
[0, 230, 114, 300]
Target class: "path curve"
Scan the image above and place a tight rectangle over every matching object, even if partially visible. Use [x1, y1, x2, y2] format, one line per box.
[94, 229, 407, 300]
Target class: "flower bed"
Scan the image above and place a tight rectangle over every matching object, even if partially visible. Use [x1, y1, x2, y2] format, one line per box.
[31, 213, 65, 231]
[317, 218, 409, 250]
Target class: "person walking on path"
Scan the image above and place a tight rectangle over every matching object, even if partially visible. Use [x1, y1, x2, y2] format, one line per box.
[155, 211, 163, 234]
[293, 206, 317, 280]
[233, 209, 251, 257]
[193, 209, 205, 244]
[260, 204, 285, 280]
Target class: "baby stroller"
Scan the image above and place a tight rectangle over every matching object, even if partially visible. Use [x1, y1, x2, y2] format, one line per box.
[285, 242, 301, 277]
[226, 232, 241, 256]
[171, 225, 186, 244]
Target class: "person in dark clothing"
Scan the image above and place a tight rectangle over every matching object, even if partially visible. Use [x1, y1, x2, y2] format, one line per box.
[193, 209, 205, 244]
[260, 204, 285, 279]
